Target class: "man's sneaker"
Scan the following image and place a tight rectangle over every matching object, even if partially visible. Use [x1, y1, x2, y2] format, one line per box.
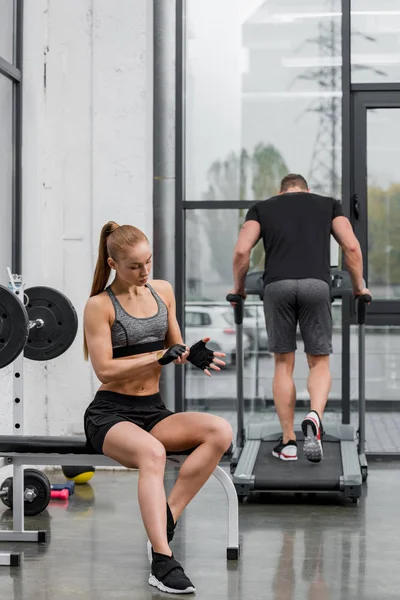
[147, 503, 177, 563]
[272, 438, 298, 461]
[148, 552, 196, 594]
[301, 411, 324, 463]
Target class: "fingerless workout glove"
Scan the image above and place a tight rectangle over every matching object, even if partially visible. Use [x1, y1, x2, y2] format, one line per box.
[187, 340, 214, 370]
[158, 344, 187, 366]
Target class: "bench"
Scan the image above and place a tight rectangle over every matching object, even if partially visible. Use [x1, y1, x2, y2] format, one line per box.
[0, 435, 240, 566]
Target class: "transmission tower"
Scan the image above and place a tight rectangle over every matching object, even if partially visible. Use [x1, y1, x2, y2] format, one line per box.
[291, 1, 386, 197]
[306, 17, 340, 197]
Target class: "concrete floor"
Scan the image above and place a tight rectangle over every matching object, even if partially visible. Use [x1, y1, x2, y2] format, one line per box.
[0, 464, 400, 600]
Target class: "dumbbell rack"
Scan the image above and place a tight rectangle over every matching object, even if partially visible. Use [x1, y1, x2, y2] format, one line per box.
[0, 270, 62, 565]
[9, 271, 25, 438]
[0, 272, 26, 566]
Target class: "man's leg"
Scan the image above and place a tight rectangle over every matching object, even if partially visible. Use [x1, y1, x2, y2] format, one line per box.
[264, 281, 298, 460]
[306, 354, 332, 419]
[298, 279, 333, 462]
[273, 352, 296, 443]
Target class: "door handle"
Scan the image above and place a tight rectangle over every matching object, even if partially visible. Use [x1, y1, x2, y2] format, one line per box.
[352, 193, 360, 220]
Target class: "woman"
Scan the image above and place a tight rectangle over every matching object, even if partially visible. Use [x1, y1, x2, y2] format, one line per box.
[83, 221, 233, 594]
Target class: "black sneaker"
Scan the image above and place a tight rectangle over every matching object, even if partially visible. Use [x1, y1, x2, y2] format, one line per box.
[301, 411, 324, 463]
[272, 438, 298, 461]
[148, 552, 196, 594]
[147, 503, 177, 563]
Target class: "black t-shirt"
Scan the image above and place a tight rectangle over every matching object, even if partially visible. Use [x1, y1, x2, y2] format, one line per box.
[245, 192, 344, 285]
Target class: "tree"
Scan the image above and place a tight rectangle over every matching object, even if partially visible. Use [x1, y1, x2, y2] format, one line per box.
[186, 143, 288, 300]
[368, 184, 400, 287]
[202, 143, 288, 273]
[247, 143, 289, 270]
[251, 143, 289, 200]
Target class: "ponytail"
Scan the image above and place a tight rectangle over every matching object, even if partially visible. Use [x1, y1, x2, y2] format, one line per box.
[90, 221, 120, 298]
[84, 221, 148, 361]
[84, 221, 119, 360]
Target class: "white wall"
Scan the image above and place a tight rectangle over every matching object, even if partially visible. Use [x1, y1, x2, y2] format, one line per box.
[0, 0, 153, 436]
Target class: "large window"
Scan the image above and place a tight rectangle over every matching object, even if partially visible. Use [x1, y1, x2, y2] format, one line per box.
[186, 0, 342, 202]
[178, 1, 400, 455]
[0, 0, 15, 64]
[366, 108, 400, 300]
[351, 1, 400, 83]
[182, 0, 343, 420]
[185, 209, 269, 412]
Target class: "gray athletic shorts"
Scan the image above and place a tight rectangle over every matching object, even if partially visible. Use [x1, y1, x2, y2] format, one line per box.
[263, 279, 332, 355]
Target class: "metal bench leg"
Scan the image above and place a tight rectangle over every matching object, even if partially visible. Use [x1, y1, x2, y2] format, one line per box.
[0, 553, 20, 566]
[211, 466, 240, 560]
[13, 463, 24, 532]
[0, 463, 47, 545]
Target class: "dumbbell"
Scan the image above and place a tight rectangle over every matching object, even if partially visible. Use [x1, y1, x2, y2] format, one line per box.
[51, 482, 75, 496]
[51, 489, 69, 501]
[0, 469, 51, 516]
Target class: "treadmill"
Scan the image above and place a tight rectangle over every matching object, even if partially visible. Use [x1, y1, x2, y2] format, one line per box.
[227, 269, 371, 503]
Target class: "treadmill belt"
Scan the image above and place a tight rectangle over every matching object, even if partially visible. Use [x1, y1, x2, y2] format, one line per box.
[253, 441, 342, 492]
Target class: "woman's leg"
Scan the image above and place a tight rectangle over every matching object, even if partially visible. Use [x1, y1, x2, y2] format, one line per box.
[150, 413, 233, 523]
[102, 422, 170, 556]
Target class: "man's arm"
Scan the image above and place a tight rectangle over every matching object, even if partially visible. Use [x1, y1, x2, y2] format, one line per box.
[233, 220, 261, 295]
[331, 216, 365, 294]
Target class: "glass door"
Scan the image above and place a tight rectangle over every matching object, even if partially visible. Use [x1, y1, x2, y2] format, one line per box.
[353, 91, 400, 321]
[352, 91, 400, 456]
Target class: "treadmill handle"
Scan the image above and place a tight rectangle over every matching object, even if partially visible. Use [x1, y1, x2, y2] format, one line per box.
[357, 293, 371, 460]
[357, 294, 372, 325]
[226, 294, 244, 325]
[226, 293, 245, 449]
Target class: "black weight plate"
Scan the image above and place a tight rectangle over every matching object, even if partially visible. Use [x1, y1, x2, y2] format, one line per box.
[7, 469, 51, 516]
[23, 470, 51, 516]
[24, 286, 78, 361]
[0, 285, 29, 369]
[0, 477, 12, 509]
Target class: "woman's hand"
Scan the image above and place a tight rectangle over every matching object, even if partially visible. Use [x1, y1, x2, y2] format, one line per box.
[187, 337, 226, 377]
[174, 345, 190, 365]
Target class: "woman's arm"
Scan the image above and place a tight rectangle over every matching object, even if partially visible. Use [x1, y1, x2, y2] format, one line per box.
[153, 280, 189, 364]
[84, 297, 161, 383]
[157, 280, 185, 347]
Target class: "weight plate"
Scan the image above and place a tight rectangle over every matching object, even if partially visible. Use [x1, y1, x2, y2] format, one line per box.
[24, 287, 78, 361]
[6, 469, 51, 516]
[0, 285, 29, 369]
[0, 477, 12, 509]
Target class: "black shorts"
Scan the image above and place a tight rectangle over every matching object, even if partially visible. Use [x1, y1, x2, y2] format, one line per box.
[84, 390, 174, 454]
[263, 278, 333, 355]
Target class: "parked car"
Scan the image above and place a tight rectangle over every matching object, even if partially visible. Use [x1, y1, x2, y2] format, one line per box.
[223, 304, 270, 353]
[185, 305, 252, 366]
[243, 305, 269, 352]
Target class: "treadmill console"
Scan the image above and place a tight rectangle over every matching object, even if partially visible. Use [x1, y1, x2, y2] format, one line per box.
[330, 269, 352, 298]
[245, 269, 352, 300]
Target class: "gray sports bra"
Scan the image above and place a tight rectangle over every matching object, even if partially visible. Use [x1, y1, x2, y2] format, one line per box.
[106, 283, 168, 358]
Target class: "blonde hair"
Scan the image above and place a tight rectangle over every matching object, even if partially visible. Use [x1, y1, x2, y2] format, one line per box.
[83, 221, 148, 360]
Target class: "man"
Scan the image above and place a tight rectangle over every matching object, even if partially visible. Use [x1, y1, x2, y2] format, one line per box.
[232, 173, 370, 463]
